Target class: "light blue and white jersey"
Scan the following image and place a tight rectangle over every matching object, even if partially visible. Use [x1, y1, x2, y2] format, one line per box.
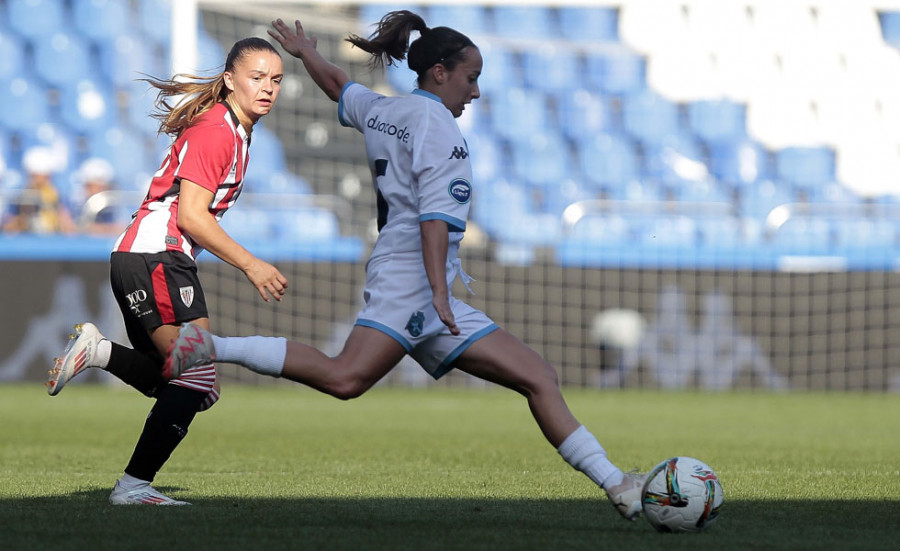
[338, 81, 473, 262]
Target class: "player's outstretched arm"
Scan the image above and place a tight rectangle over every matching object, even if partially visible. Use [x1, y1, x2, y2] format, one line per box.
[421, 219, 459, 335]
[178, 179, 288, 302]
[268, 18, 349, 102]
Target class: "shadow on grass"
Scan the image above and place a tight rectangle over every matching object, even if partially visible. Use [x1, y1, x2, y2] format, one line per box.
[2, 490, 898, 551]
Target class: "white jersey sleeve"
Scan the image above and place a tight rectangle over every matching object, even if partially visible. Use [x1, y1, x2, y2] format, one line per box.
[338, 81, 383, 131]
[411, 100, 472, 232]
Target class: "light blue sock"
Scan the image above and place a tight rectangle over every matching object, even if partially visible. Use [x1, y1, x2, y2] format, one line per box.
[210, 335, 286, 377]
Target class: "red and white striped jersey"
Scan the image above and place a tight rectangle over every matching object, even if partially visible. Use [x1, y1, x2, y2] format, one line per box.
[113, 102, 250, 260]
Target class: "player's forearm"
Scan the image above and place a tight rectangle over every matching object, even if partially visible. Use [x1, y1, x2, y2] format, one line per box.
[178, 212, 255, 271]
[420, 219, 450, 300]
[295, 46, 349, 102]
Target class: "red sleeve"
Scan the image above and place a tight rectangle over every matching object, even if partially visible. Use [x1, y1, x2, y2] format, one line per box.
[175, 123, 233, 193]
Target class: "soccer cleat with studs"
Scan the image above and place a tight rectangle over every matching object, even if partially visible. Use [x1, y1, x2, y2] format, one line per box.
[47, 323, 105, 396]
[605, 470, 647, 521]
[109, 480, 191, 506]
[162, 323, 216, 380]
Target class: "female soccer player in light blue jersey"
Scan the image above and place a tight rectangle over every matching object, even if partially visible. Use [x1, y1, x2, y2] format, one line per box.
[168, 11, 645, 520]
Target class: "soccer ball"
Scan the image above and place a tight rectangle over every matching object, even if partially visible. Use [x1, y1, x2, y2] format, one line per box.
[641, 456, 724, 533]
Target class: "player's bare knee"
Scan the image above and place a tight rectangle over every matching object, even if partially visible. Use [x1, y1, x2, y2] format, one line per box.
[327, 372, 372, 400]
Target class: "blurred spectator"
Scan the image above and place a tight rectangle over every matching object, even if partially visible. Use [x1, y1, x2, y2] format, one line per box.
[73, 157, 128, 235]
[2, 147, 75, 234]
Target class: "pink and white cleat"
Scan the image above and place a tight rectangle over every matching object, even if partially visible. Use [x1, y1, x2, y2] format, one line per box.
[109, 480, 191, 506]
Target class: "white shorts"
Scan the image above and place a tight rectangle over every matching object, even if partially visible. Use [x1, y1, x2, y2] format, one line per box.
[355, 253, 497, 379]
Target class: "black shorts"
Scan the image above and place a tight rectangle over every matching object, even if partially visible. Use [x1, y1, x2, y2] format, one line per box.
[110, 251, 209, 358]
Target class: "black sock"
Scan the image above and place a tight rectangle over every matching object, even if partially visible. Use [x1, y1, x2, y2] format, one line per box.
[123, 384, 207, 482]
[106, 343, 166, 397]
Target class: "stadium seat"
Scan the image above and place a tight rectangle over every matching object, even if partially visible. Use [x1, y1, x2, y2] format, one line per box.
[99, 34, 164, 88]
[7, 0, 65, 41]
[880, 11, 900, 48]
[384, 57, 418, 94]
[556, 89, 615, 141]
[832, 218, 896, 249]
[464, 132, 506, 183]
[427, 4, 489, 36]
[277, 208, 341, 242]
[492, 6, 558, 39]
[58, 78, 119, 134]
[244, 125, 288, 182]
[708, 138, 770, 188]
[558, 6, 618, 43]
[74, 0, 130, 42]
[634, 215, 698, 247]
[739, 180, 796, 220]
[475, 42, 518, 93]
[583, 46, 645, 96]
[219, 207, 276, 241]
[471, 178, 534, 235]
[688, 99, 747, 146]
[88, 127, 151, 187]
[0, 31, 26, 81]
[695, 215, 745, 249]
[126, 86, 164, 136]
[32, 32, 92, 89]
[621, 90, 680, 147]
[492, 212, 563, 247]
[0, 77, 52, 133]
[577, 133, 640, 192]
[775, 147, 836, 191]
[642, 132, 707, 187]
[541, 180, 594, 217]
[804, 182, 863, 205]
[247, 171, 312, 196]
[139, 0, 172, 44]
[521, 47, 580, 93]
[567, 214, 632, 245]
[510, 134, 571, 189]
[770, 216, 832, 252]
[488, 87, 549, 143]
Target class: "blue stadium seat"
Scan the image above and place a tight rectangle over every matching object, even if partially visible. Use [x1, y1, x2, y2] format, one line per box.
[775, 146, 836, 190]
[58, 78, 119, 133]
[708, 138, 770, 188]
[245, 125, 288, 182]
[541, 180, 594, 217]
[0, 31, 26, 81]
[521, 47, 580, 93]
[488, 87, 549, 142]
[805, 182, 863, 205]
[0, 77, 52, 133]
[7, 0, 64, 41]
[577, 133, 640, 192]
[493, 212, 563, 247]
[583, 46, 645, 96]
[634, 215, 698, 246]
[276, 208, 341, 242]
[695, 216, 745, 248]
[740, 180, 795, 220]
[139, 0, 172, 44]
[219, 207, 276, 241]
[687, 99, 747, 145]
[832, 218, 896, 249]
[248, 172, 311, 195]
[74, 0, 130, 42]
[558, 6, 619, 43]
[471, 178, 534, 235]
[427, 5, 490, 36]
[126, 86, 163, 136]
[556, 89, 616, 141]
[464, 132, 506, 183]
[568, 214, 632, 244]
[510, 134, 571, 188]
[879, 11, 900, 48]
[33, 32, 92, 88]
[476, 42, 518, 93]
[642, 132, 706, 187]
[668, 179, 732, 204]
[88, 127, 151, 184]
[493, 6, 558, 39]
[770, 216, 832, 252]
[99, 34, 164, 88]
[621, 90, 680, 147]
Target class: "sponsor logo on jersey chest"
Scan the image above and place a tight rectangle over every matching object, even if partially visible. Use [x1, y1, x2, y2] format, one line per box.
[367, 115, 410, 143]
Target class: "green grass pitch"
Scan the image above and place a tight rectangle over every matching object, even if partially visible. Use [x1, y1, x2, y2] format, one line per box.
[1, 383, 897, 550]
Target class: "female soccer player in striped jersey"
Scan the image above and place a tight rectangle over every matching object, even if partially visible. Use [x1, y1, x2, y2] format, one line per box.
[169, 11, 645, 520]
[48, 37, 288, 506]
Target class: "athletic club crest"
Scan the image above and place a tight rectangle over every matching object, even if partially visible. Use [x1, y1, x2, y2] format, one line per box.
[179, 286, 194, 308]
[405, 311, 425, 337]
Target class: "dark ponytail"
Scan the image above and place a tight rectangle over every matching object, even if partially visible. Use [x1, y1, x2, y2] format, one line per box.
[347, 10, 475, 86]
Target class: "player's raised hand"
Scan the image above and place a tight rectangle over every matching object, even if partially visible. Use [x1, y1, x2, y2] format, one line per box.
[268, 18, 317, 57]
[244, 258, 288, 302]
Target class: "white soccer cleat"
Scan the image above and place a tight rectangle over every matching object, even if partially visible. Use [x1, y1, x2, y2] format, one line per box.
[109, 480, 191, 506]
[162, 323, 216, 380]
[47, 322, 105, 396]
[605, 470, 647, 521]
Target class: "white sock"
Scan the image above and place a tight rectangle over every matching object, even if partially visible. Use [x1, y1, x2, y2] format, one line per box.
[557, 425, 625, 489]
[210, 335, 286, 377]
[95, 339, 111, 368]
[118, 473, 150, 490]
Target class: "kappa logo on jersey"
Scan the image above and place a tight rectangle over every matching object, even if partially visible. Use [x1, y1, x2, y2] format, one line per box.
[405, 311, 425, 337]
[448, 179, 472, 204]
[448, 146, 468, 160]
[179, 286, 195, 308]
[367, 115, 410, 143]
